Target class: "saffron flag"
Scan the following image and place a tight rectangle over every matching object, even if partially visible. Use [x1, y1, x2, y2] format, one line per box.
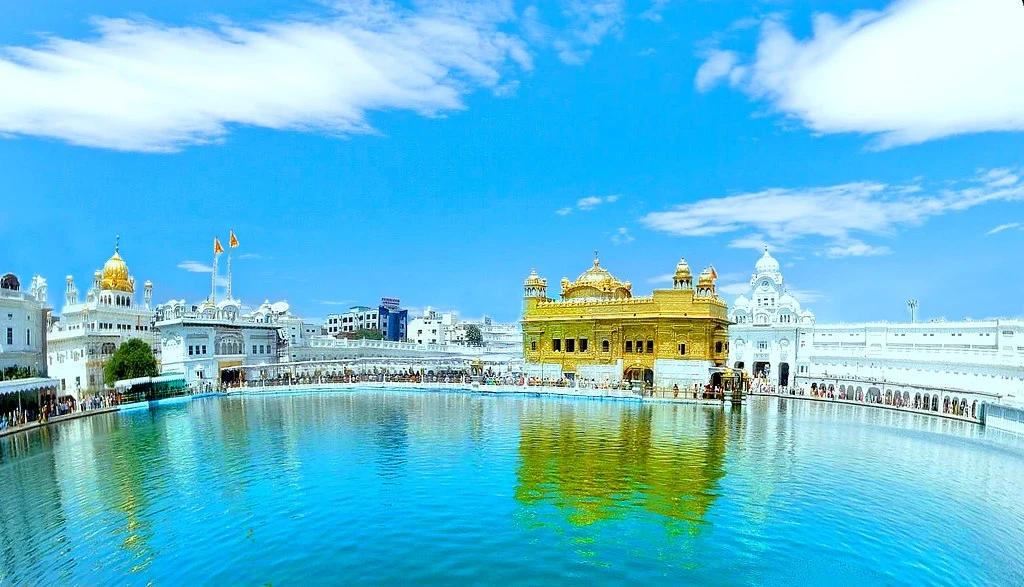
[229, 230, 239, 248]
[214, 237, 224, 255]
[709, 265, 717, 279]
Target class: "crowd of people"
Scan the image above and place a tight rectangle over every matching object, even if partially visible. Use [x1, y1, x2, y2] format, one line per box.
[749, 379, 980, 420]
[0, 391, 121, 434]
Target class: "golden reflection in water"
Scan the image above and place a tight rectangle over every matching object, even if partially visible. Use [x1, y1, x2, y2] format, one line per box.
[105, 421, 157, 574]
[515, 403, 727, 531]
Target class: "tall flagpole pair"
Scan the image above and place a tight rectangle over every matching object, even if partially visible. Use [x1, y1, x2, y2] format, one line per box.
[210, 230, 240, 304]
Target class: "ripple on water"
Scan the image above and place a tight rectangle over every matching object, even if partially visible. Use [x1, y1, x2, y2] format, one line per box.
[0, 393, 1022, 586]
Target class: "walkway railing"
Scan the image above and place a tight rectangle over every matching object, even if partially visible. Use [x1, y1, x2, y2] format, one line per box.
[751, 387, 981, 423]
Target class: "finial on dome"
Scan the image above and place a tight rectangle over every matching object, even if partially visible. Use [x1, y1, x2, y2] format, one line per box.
[593, 249, 600, 266]
[115, 234, 120, 254]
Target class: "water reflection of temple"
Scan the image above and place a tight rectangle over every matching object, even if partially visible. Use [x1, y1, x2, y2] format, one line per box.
[515, 402, 727, 528]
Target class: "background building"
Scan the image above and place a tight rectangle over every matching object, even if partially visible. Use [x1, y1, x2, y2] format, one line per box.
[322, 299, 408, 341]
[47, 244, 158, 395]
[154, 298, 282, 388]
[0, 273, 49, 376]
[521, 254, 730, 388]
[727, 250, 1024, 407]
[727, 249, 815, 387]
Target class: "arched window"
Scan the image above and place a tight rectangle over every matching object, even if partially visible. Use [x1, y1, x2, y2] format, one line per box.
[601, 340, 610, 352]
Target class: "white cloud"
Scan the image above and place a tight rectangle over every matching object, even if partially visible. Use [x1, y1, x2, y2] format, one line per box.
[0, 2, 532, 151]
[639, 0, 671, 23]
[986, 222, 1022, 236]
[611, 226, 634, 244]
[787, 287, 824, 304]
[823, 239, 891, 258]
[638, 48, 656, 56]
[694, 50, 738, 92]
[727, 234, 786, 252]
[718, 282, 749, 296]
[524, 1, 625, 65]
[177, 261, 212, 273]
[317, 299, 355, 306]
[696, 1, 1024, 147]
[178, 260, 227, 286]
[640, 168, 1024, 256]
[557, 194, 620, 215]
[646, 273, 673, 285]
[238, 253, 264, 260]
[983, 168, 1020, 188]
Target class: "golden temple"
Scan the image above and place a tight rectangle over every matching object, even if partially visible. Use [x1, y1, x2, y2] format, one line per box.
[521, 252, 729, 388]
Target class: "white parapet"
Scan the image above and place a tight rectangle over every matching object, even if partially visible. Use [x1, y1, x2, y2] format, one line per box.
[653, 359, 714, 389]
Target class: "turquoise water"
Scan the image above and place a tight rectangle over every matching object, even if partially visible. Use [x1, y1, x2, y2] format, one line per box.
[1, 390, 1022, 586]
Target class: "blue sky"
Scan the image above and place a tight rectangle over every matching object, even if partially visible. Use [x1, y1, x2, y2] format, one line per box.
[1, 0, 1022, 324]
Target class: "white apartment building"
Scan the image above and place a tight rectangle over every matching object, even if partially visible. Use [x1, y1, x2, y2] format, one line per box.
[408, 309, 456, 345]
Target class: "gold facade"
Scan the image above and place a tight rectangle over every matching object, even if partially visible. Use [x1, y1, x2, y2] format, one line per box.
[522, 254, 729, 383]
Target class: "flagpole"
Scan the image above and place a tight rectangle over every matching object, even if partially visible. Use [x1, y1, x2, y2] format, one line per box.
[211, 246, 219, 304]
[227, 246, 233, 301]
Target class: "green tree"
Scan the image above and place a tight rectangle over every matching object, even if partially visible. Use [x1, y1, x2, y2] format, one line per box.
[104, 338, 159, 385]
[465, 324, 484, 347]
[352, 329, 385, 340]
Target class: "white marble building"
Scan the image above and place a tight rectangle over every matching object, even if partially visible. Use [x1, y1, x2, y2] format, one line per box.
[0, 273, 49, 375]
[47, 244, 158, 395]
[154, 298, 283, 388]
[728, 249, 1024, 410]
[728, 249, 815, 387]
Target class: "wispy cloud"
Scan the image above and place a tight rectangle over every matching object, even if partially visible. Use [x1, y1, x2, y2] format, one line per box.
[638, 0, 671, 23]
[718, 282, 749, 296]
[178, 261, 212, 273]
[640, 168, 1024, 257]
[694, 1, 1024, 147]
[727, 234, 786, 252]
[610, 226, 634, 244]
[238, 253, 265, 260]
[553, 1, 627, 65]
[316, 299, 355, 306]
[986, 222, 1022, 236]
[787, 287, 824, 304]
[178, 260, 227, 286]
[557, 194, 620, 215]
[646, 273, 673, 285]
[0, 2, 532, 152]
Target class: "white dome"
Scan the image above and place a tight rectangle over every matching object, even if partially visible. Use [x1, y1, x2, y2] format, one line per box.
[779, 293, 798, 308]
[733, 294, 750, 309]
[755, 248, 780, 274]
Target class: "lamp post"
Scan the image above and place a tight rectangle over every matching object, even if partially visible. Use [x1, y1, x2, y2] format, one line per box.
[907, 299, 918, 324]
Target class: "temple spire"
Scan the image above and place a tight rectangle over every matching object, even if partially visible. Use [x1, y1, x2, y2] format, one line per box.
[115, 234, 120, 254]
[593, 249, 600, 266]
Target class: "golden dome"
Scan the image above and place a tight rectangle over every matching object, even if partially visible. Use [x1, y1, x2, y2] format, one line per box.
[674, 258, 692, 278]
[697, 266, 716, 285]
[100, 241, 135, 293]
[561, 253, 631, 300]
[524, 269, 547, 288]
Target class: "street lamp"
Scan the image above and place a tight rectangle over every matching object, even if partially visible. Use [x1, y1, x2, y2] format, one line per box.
[907, 299, 919, 324]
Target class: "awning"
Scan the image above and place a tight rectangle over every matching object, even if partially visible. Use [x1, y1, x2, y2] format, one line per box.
[0, 377, 60, 396]
[114, 374, 187, 390]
